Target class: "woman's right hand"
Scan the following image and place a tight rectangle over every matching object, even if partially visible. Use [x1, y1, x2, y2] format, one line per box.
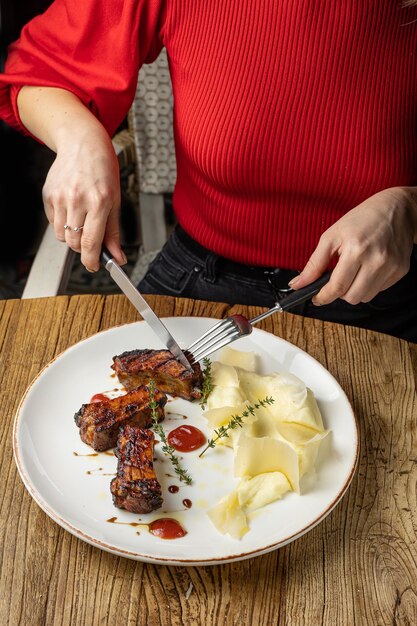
[43, 125, 125, 271]
[17, 86, 127, 271]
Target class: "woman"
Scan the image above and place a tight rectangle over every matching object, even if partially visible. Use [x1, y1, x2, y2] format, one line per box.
[1, 0, 417, 340]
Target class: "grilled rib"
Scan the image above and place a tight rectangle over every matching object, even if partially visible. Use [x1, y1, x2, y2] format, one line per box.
[110, 425, 163, 514]
[74, 385, 166, 451]
[112, 349, 203, 401]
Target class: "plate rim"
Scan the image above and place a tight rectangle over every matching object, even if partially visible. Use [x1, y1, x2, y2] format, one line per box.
[12, 318, 360, 565]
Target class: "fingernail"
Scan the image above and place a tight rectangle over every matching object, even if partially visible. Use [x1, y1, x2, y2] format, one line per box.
[312, 297, 322, 306]
[86, 266, 97, 273]
[288, 276, 300, 287]
[121, 252, 128, 265]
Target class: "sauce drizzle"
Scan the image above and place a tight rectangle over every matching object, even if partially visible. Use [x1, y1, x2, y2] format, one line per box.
[167, 425, 206, 452]
[149, 518, 187, 539]
[106, 516, 187, 540]
[90, 393, 109, 403]
[86, 467, 115, 476]
[107, 516, 142, 527]
[73, 451, 98, 457]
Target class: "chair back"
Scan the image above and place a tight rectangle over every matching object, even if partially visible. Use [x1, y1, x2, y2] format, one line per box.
[129, 48, 177, 195]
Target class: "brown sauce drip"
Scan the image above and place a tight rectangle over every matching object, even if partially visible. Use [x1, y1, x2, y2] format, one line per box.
[73, 451, 98, 457]
[168, 485, 179, 494]
[165, 411, 187, 419]
[86, 467, 115, 476]
[182, 499, 192, 509]
[107, 516, 142, 527]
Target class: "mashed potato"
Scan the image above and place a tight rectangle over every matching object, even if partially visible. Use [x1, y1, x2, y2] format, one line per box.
[205, 347, 329, 538]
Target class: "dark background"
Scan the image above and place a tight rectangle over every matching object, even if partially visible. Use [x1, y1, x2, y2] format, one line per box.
[0, 0, 54, 275]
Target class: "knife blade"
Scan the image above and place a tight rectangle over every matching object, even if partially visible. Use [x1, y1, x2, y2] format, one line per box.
[101, 248, 193, 372]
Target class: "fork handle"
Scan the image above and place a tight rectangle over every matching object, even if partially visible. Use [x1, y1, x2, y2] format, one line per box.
[278, 270, 332, 311]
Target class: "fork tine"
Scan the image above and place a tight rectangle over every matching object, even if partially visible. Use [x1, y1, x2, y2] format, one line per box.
[190, 327, 242, 362]
[190, 333, 241, 363]
[187, 318, 234, 352]
[188, 319, 236, 358]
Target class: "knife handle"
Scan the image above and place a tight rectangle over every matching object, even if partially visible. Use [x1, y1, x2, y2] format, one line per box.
[279, 270, 332, 311]
[101, 247, 113, 266]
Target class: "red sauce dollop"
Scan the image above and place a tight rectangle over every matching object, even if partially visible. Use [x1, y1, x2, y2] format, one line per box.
[149, 518, 187, 539]
[167, 425, 206, 452]
[90, 393, 109, 403]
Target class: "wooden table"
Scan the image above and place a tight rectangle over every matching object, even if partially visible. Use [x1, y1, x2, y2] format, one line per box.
[0, 294, 416, 626]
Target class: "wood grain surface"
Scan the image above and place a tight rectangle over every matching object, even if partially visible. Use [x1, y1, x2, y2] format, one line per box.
[0, 294, 416, 626]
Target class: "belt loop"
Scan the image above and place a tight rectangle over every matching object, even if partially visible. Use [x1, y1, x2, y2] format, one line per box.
[203, 253, 219, 283]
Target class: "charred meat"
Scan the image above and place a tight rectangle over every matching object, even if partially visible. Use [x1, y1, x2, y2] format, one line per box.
[74, 385, 166, 451]
[111, 349, 203, 401]
[110, 425, 163, 514]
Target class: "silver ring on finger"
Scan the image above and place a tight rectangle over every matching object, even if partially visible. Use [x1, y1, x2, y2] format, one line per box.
[64, 224, 84, 232]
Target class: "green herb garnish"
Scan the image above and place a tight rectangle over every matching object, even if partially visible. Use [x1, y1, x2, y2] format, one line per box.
[148, 379, 192, 485]
[199, 396, 275, 457]
[199, 357, 213, 409]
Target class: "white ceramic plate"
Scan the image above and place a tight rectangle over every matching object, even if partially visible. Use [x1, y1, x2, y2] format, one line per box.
[13, 318, 358, 566]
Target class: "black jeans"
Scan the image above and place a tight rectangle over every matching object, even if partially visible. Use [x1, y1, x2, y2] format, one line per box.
[138, 226, 417, 343]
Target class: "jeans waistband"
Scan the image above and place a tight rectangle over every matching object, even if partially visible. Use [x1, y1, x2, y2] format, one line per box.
[175, 225, 299, 288]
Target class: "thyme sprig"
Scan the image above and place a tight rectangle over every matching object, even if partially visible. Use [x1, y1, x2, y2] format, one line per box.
[199, 357, 213, 409]
[199, 396, 275, 457]
[148, 379, 192, 485]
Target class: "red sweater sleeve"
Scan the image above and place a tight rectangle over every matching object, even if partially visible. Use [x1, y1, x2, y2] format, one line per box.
[0, 0, 166, 138]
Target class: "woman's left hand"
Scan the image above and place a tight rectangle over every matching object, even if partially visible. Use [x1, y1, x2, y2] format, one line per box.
[290, 187, 417, 305]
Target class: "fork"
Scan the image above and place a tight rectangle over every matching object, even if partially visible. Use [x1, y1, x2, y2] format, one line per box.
[187, 271, 332, 363]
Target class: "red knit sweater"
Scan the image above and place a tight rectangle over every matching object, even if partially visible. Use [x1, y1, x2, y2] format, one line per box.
[1, 1, 417, 269]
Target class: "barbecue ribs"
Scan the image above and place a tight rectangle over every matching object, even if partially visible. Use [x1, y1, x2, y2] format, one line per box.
[111, 349, 203, 401]
[110, 425, 163, 514]
[74, 385, 166, 451]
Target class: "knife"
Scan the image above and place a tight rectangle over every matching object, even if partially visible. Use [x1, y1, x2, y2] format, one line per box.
[101, 248, 193, 372]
